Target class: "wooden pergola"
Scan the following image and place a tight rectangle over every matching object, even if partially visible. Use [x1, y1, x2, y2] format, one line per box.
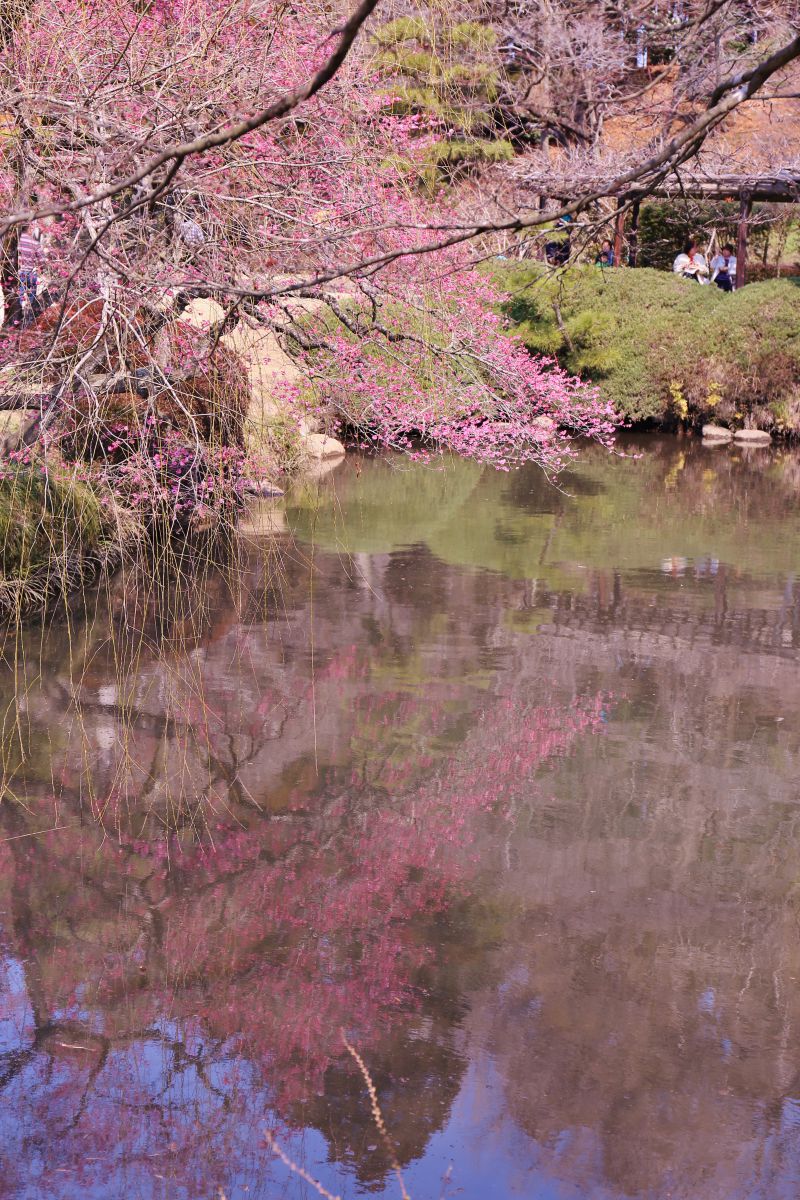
[547, 171, 800, 288]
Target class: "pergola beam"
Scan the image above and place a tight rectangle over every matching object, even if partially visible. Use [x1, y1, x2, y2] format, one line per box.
[637, 177, 800, 203]
[535, 172, 799, 286]
[543, 173, 800, 205]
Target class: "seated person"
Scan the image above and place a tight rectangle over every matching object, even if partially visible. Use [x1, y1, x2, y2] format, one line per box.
[545, 238, 570, 265]
[596, 239, 615, 266]
[673, 237, 709, 283]
[545, 214, 573, 265]
[710, 244, 737, 291]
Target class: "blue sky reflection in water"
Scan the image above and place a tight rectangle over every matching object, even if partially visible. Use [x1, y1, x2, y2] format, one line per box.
[2, 435, 800, 1198]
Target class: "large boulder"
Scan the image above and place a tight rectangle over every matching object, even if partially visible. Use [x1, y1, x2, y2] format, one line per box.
[180, 297, 294, 437]
[180, 298, 343, 465]
[702, 424, 732, 442]
[304, 432, 345, 460]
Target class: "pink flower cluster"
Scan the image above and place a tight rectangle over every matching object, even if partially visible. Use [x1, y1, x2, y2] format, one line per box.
[0, 0, 620, 479]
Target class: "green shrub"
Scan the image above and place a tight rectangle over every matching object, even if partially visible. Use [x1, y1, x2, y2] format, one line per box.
[0, 467, 106, 579]
[496, 264, 800, 429]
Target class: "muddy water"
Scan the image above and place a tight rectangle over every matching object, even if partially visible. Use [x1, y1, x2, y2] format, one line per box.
[2, 435, 800, 1199]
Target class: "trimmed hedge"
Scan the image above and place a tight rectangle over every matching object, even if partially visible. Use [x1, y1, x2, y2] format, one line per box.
[497, 265, 800, 431]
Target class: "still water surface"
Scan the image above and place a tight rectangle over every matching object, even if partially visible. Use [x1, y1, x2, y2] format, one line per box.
[2, 435, 800, 1199]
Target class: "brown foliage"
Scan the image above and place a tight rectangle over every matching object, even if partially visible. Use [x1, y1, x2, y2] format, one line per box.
[62, 345, 249, 459]
[11, 297, 250, 454]
[12, 299, 165, 371]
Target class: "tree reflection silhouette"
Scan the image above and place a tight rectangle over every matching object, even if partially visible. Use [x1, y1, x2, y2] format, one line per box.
[0, 527, 606, 1197]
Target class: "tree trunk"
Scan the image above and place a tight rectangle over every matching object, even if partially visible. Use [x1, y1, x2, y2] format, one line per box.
[736, 194, 752, 289]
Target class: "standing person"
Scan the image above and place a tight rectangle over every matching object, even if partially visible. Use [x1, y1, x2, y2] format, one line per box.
[17, 223, 43, 326]
[710, 244, 737, 291]
[673, 237, 709, 283]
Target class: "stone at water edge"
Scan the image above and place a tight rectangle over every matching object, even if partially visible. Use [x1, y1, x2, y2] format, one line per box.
[0, 410, 32, 450]
[733, 428, 771, 445]
[298, 415, 323, 436]
[179, 296, 298, 450]
[242, 479, 285, 497]
[702, 424, 733, 442]
[305, 454, 346, 481]
[304, 433, 345, 460]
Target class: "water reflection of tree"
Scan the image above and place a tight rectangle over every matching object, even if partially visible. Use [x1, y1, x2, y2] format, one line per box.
[0, 530, 606, 1196]
[5, 448, 800, 1199]
[290, 439, 800, 585]
[461, 621, 800, 1200]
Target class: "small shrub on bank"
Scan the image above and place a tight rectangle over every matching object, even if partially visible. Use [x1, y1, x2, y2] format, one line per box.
[0, 466, 105, 579]
[497, 265, 800, 431]
[0, 460, 143, 617]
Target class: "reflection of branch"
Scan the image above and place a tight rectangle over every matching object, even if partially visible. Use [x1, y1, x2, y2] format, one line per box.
[264, 1129, 341, 1200]
[51, 680, 187, 736]
[0, 1045, 37, 1089]
[343, 1034, 410, 1200]
[0, 1014, 232, 1142]
[64, 1040, 110, 1132]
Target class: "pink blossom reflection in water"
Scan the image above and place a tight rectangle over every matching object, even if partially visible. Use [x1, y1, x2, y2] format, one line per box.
[2, 437, 800, 1199]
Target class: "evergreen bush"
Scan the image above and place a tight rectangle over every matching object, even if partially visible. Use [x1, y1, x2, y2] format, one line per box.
[497, 265, 800, 430]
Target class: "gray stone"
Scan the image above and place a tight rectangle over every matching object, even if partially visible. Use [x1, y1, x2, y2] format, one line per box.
[243, 479, 284, 497]
[733, 428, 771, 445]
[305, 432, 345, 460]
[702, 424, 733, 441]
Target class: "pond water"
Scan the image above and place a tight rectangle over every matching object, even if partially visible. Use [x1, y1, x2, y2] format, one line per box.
[2, 434, 800, 1199]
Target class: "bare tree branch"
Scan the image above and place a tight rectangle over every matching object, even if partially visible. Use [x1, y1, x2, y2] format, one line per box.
[0, 0, 381, 234]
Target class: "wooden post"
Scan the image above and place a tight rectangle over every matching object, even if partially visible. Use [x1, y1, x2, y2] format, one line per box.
[613, 198, 625, 266]
[736, 193, 752, 289]
[629, 198, 641, 267]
